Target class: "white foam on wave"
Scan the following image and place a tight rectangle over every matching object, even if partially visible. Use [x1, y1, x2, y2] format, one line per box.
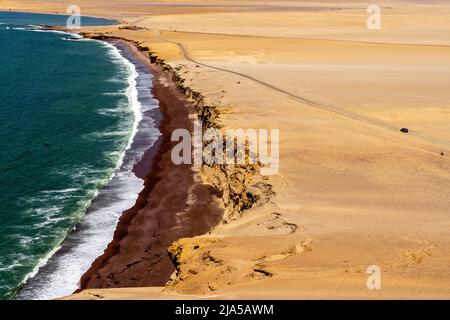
[8, 24, 86, 45]
[82, 130, 130, 141]
[90, 40, 143, 174]
[21, 244, 63, 283]
[101, 91, 127, 96]
[41, 188, 80, 194]
[106, 77, 123, 83]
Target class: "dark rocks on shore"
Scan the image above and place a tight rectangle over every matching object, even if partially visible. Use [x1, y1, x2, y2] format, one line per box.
[400, 128, 409, 133]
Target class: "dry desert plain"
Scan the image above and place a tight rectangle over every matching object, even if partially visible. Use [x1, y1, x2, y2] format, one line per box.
[2, 0, 450, 299]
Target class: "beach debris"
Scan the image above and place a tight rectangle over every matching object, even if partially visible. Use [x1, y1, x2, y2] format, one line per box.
[441, 152, 445, 156]
[400, 128, 409, 133]
[237, 81, 241, 84]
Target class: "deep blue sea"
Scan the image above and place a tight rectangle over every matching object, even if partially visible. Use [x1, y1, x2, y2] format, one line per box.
[0, 12, 159, 299]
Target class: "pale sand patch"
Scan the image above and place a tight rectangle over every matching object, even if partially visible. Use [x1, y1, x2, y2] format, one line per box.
[5, 0, 450, 298]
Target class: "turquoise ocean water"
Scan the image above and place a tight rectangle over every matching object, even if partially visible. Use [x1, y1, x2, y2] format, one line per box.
[0, 12, 159, 299]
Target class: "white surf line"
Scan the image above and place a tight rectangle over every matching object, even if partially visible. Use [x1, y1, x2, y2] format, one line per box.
[100, 41, 143, 162]
[16, 243, 63, 297]
[158, 35, 450, 154]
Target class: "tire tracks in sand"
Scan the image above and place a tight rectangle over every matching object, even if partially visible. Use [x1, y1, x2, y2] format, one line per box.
[156, 32, 450, 155]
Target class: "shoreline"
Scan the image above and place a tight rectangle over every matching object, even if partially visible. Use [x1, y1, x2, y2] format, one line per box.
[77, 38, 223, 290]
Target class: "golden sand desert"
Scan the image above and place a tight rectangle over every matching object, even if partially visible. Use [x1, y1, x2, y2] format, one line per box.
[3, 0, 450, 299]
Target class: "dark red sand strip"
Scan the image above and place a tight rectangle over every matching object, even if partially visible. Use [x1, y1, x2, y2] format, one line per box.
[78, 39, 222, 290]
